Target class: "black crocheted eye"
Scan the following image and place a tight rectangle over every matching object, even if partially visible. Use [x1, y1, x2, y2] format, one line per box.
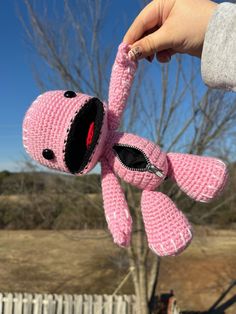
[64, 91, 77, 98]
[42, 149, 54, 160]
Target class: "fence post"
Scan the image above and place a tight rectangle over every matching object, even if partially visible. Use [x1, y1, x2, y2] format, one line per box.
[23, 293, 33, 314]
[5, 293, 13, 314]
[74, 295, 83, 314]
[0, 293, 2, 314]
[93, 294, 103, 314]
[34, 294, 43, 314]
[64, 294, 72, 314]
[83, 294, 89, 314]
[55, 294, 63, 314]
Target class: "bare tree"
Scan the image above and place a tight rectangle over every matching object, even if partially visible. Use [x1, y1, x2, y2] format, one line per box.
[123, 60, 236, 313]
[21, 1, 236, 313]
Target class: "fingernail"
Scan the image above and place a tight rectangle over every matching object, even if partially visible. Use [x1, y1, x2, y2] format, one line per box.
[147, 55, 154, 63]
[128, 46, 142, 61]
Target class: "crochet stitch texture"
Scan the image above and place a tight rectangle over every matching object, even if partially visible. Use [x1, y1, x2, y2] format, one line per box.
[23, 43, 228, 256]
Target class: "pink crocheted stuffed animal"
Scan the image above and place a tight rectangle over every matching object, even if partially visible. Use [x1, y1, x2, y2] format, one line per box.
[23, 43, 228, 256]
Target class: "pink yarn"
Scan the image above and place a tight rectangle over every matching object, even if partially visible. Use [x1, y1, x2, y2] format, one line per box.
[141, 191, 192, 256]
[103, 131, 168, 191]
[101, 159, 132, 247]
[167, 153, 228, 203]
[22, 43, 228, 256]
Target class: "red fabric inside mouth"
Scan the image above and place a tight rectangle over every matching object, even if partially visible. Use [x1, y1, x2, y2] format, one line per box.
[86, 122, 95, 149]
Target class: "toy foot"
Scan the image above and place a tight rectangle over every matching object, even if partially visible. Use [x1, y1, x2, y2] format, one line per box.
[141, 190, 192, 256]
[167, 153, 228, 202]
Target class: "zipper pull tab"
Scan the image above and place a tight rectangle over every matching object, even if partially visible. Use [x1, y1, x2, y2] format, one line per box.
[147, 163, 164, 178]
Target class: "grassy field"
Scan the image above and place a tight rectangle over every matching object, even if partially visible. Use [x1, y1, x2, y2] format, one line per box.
[0, 227, 235, 313]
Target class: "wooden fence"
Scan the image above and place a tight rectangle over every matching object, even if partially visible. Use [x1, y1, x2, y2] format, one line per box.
[0, 293, 136, 314]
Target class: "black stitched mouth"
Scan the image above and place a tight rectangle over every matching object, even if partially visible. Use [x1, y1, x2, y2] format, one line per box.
[64, 97, 104, 174]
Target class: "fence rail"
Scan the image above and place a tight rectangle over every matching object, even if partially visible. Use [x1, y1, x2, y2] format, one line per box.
[0, 293, 136, 314]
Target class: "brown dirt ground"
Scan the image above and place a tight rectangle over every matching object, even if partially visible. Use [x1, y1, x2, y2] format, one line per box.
[0, 227, 235, 313]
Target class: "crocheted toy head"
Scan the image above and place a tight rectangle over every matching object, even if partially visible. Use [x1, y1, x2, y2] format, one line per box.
[23, 92, 108, 175]
[23, 43, 228, 256]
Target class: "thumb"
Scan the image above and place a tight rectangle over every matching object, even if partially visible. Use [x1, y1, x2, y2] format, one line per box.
[128, 26, 172, 61]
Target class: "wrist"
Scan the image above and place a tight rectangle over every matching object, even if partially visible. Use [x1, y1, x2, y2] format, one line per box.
[199, 1, 218, 57]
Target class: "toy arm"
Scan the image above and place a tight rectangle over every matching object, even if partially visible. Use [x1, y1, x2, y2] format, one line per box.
[108, 43, 137, 130]
[167, 153, 228, 203]
[101, 158, 132, 247]
[141, 190, 192, 256]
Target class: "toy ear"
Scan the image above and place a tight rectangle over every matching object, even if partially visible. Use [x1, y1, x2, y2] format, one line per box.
[101, 158, 132, 247]
[108, 43, 137, 130]
[141, 190, 192, 256]
[167, 153, 228, 203]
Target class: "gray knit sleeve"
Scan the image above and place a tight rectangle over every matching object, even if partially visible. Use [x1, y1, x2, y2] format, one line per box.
[201, 2, 236, 92]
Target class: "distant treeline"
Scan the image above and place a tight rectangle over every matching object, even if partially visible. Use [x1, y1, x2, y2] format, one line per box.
[0, 170, 101, 194]
[0, 168, 235, 230]
[0, 171, 105, 229]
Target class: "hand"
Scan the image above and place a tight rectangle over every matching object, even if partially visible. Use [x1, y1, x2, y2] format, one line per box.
[123, 0, 218, 63]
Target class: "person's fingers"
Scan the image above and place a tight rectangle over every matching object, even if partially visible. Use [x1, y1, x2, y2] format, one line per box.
[128, 26, 172, 60]
[123, 1, 159, 45]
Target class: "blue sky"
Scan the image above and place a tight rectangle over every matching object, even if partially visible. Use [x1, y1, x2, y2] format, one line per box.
[0, 1, 142, 171]
[0, 1, 39, 171]
[0, 0, 228, 172]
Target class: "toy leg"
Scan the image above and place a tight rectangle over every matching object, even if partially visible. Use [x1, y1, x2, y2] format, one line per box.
[101, 158, 132, 247]
[141, 190, 192, 256]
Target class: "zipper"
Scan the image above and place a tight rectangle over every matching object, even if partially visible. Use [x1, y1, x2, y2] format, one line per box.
[113, 144, 164, 178]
